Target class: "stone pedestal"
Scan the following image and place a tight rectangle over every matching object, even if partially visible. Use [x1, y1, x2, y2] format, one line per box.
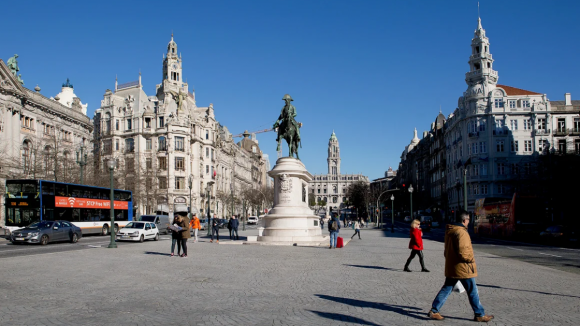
[257, 157, 326, 243]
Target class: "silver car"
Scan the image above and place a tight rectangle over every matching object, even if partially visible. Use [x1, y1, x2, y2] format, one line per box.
[11, 220, 82, 245]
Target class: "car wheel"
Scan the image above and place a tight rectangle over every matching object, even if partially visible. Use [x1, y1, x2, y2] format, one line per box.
[40, 235, 49, 246]
[71, 233, 79, 243]
[139, 234, 144, 243]
[114, 224, 119, 234]
[154, 234, 159, 241]
[102, 225, 109, 236]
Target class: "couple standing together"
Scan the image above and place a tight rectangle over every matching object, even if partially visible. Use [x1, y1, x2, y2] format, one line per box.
[169, 214, 190, 257]
[407, 210, 494, 322]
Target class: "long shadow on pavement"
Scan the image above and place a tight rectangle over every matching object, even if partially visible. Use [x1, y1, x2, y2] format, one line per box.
[145, 251, 171, 256]
[479, 284, 580, 299]
[308, 310, 381, 325]
[343, 264, 402, 272]
[315, 294, 427, 320]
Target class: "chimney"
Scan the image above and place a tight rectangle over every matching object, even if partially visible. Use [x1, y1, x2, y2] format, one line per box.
[565, 93, 572, 106]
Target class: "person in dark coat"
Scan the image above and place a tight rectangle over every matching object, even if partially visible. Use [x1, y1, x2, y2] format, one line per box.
[210, 214, 220, 243]
[404, 219, 429, 272]
[177, 214, 191, 257]
[227, 217, 234, 239]
[169, 215, 183, 257]
[231, 216, 240, 240]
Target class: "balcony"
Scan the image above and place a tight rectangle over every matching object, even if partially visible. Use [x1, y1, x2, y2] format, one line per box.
[554, 129, 568, 137]
[468, 131, 479, 138]
[532, 129, 550, 136]
[493, 129, 507, 136]
[569, 128, 580, 136]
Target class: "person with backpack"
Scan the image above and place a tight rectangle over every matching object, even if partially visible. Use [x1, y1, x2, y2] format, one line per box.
[351, 219, 362, 240]
[328, 213, 341, 249]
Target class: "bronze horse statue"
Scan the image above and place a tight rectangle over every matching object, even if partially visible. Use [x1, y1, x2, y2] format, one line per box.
[273, 94, 301, 160]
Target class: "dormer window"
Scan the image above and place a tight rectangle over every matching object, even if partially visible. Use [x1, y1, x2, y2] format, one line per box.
[476, 46, 480, 53]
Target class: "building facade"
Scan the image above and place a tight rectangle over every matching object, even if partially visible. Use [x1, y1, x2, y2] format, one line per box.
[0, 58, 93, 227]
[93, 36, 266, 218]
[309, 131, 369, 212]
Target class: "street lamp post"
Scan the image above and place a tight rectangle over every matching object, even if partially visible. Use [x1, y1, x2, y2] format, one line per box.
[242, 199, 246, 231]
[107, 159, 117, 249]
[390, 195, 395, 233]
[76, 145, 88, 185]
[206, 181, 214, 236]
[409, 184, 414, 220]
[188, 175, 193, 218]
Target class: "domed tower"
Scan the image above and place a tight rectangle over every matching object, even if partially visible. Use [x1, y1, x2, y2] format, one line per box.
[163, 33, 183, 86]
[465, 18, 498, 88]
[327, 131, 340, 175]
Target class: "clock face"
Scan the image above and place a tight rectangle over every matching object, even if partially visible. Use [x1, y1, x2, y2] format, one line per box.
[173, 64, 177, 69]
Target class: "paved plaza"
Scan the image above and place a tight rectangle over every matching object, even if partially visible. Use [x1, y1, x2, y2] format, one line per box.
[1, 228, 579, 326]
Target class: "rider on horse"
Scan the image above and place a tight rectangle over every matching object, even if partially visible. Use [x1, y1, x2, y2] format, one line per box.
[273, 94, 301, 159]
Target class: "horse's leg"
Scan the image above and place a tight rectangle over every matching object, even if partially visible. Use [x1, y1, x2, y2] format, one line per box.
[288, 135, 294, 158]
[276, 139, 280, 151]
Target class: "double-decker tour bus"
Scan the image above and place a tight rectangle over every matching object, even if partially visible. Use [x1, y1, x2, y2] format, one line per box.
[474, 193, 543, 238]
[4, 179, 133, 235]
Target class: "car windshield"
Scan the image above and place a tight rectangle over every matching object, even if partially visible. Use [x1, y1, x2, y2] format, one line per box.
[28, 221, 53, 229]
[140, 216, 155, 222]
[124, 222, 145, 229]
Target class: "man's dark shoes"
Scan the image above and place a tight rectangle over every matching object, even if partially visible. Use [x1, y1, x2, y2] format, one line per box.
[474, 315, 494, 322]
[421, 268, 430, 272]
[404, 267, 412, 272]
[428, 311, 444, 320]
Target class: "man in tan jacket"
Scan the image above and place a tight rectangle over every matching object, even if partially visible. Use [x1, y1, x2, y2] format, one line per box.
[428, 210, 494, 322]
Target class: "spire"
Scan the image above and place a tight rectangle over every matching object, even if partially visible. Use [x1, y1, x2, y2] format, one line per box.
[115, 75, 118, 92]
[138, 70, 142, 87]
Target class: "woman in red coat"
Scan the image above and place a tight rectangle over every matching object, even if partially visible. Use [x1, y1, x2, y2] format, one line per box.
[404, 219, 430, 272]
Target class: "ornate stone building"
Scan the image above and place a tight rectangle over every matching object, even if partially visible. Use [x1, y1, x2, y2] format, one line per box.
[0, 57, 93, 227]
[309, 131, 369, 212]
[93, 36, 266, 218]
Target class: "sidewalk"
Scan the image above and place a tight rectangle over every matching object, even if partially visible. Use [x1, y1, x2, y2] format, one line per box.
[1, 227, 579, 325]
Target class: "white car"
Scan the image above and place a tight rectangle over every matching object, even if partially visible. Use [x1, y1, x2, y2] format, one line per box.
[116, 222, 159, 242]
[247, 216, 259, 225]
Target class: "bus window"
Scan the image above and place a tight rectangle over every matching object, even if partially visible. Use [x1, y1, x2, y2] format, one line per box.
[55, 184, 66, 196]
[22, 182, 37, 194]
[42, 183, 54, 195]
[5, 208, 39, 227]
[6, 183, 21, 194]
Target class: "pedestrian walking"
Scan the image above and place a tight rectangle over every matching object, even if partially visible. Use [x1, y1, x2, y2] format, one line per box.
[177, 213, 190, 257]
[231, 216, 239, 240]
[169, 215, 183, 257]
[404, 219, 429, 272]
[227, 217, 234, 239]
[427, 210, 494, 322]
[328, 213, 341, 249]
[210, 214, 220, 243]
[190, 214, 200, 243]
[351, 219, 362, 240]
[320, 218, 324, 229]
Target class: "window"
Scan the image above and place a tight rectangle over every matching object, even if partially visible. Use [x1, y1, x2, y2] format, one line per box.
[494, 98, 504, 108]
[125, 157, 134, 172]
[523, 119, 531, 130]
[158, 136, 166, 151]
[524, 140, 532, 152]
[125, 138, 134, 153]
[473, 184, 479, 195]
[481, 164, 487, 176]
[175, 137, 184, 151]
[558, 139, 567, 153]
[145, 118, 151, 129]
[115, 139, 119, 151]
[159, 116, 164, 128]
[324, 189, 327, 194]
[206, 147, 209, 158]
[497, 184, 505, 194]
[126, 119, 132, 131]
[496, 141, 504, 152]
[211, 149, 214, 160]
[538, 118, 546, 130]
[317, 189, 320, 194]
[523, 163, 531, 175]
[511, 163, 519, 175]
[146, 158, 152, 170]
[103, 140, 112, 154]
[575, 118, 580, 132]
[511, 140, 519, 152]
[522, 100, 530, 108]
[558, 118, 566, 132]
[158, 177, 167, 189]
[479, 121, 486, 132]
[497, 163, 505, 175]
[175, 157, 184, 171]
[175, 177, 185, 190]
[480, 141, 487, 153]
[538, 139, 549, 152]
[205, 130, 209, 140]
[509, 100, 516, 109]
[146, 138, 152, 150]
[116, 120, 119, 131]
[206, 165, 209, 174]
[510, 120, 518, 130]
[158, 157, 167, 170]
[575, 139, 580, 154]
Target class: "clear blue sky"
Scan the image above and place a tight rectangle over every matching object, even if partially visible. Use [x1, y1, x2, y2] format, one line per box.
[4, 0, 579, 180]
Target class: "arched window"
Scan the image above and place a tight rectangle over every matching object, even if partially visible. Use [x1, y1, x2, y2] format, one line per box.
[158, 136, 166, 151]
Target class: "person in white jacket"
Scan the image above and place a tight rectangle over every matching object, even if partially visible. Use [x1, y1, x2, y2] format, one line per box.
[351, 219, 362, 240]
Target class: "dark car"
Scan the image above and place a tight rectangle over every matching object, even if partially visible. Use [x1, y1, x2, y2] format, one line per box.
[540, 225, 576, 244]
[419, 216, 432, 232]
[11, 220, 82, 245]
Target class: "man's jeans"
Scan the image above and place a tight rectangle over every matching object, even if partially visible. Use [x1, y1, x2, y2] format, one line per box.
[329, 231, 339, 248]
[431, 277, 485, 317]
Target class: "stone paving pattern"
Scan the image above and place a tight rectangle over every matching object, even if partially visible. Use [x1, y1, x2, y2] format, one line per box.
[1, 229, 579, 325]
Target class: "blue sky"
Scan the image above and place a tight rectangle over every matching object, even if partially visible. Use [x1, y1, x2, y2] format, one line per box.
[4, 0, 580, 180]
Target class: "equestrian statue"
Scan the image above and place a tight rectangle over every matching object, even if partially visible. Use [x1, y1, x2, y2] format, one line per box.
[273, 94, 302, 160]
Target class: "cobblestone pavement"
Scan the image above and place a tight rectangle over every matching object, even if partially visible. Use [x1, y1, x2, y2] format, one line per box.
[1, 228, 579, 326]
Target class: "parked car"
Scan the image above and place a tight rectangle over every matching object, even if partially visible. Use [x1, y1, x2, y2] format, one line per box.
[247, 216, 259, 225]
[116, 222, 159, 242]
[540, 225, 577, 244]
[11, 220, 82, 245]
[420, 216, 432, 232]
[139, 215, 170, 234]
[404, 216, 412, 222]
[198, 219, 207, 230]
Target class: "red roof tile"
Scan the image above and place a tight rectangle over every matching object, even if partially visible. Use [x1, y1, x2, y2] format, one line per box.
[496, 84, 542, 96]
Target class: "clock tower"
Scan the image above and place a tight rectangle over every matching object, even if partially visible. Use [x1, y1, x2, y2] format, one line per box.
[157, 34, 189, 97]
[327, 131, 340, 175]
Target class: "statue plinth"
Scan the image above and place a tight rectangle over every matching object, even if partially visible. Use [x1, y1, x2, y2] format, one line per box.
[257, 157, 326, 243]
